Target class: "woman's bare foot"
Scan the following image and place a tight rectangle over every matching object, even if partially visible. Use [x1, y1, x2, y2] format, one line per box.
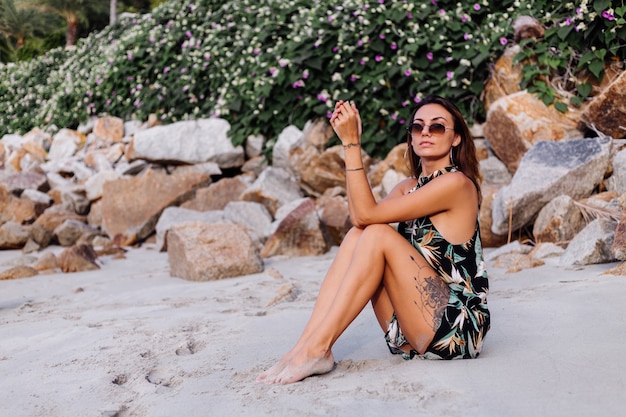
[256, 356, 290, 383]
[266, 348, 335, 384]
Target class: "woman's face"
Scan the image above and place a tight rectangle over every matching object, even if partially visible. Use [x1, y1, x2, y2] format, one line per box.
[408, 103, 461, 164]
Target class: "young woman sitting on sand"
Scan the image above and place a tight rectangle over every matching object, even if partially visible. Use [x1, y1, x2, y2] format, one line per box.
[257, 94, 490, 384]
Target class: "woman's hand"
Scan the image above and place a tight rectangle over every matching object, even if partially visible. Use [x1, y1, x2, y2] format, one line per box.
[330, 100, 362, 145]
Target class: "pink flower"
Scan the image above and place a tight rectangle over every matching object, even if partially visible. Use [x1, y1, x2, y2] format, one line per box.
[461, 15, 469, 22]
[473, 4, 480, 11]
[404, 69, 412, 76]
[380, 34, 386, 39]
[602, 10, 615, 21]
[391, 43, 397, 50]
[426, 52, 433, 61]
[375, 55, 383, 62]
[318, 93, 327, 101]
[360, 59, 366, 65]
[565, 17, 572, 26]
[446, 71, 454, 80]
[500, 37, 508, 45]
[407, 13, 413, 19]
[464, 33, 470, 40]
[292, 80, 305, 88]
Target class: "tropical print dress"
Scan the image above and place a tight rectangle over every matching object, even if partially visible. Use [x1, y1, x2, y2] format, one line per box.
[385, 166, 490, 360]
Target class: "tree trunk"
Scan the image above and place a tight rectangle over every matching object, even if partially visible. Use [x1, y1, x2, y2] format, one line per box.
[110, 0, 118, 25]
[66, 20, 78, 46]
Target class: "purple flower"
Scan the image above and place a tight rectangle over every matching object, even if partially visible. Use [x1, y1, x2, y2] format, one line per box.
[431, 0, 437, 5]
[317, 93, 327, 101]
[426, 52, 433, 61]
[328, 15, 333, 22]
[461, 15, 469, 22]
[350, 75, 357, 82]
[269, 67, 278, 76]
[500, 37, 508, 45]
[380, 34, 386, 40]
[404, 69, 412, 76]
[602, 10, 615, 21]
[292, 80, 305, 88]
[186, 31, 192, 38]
[473, 4, 480, 11]
[333, 46, 339, 52]
[565, 17, 572, 26]
[302, 71, 309, 79]
[399, 118, 406, 124]
[379, 0, 384, 3]
[391, 43, 397, 50]
[446, 71, 454, 80]
[464, 33, 470, 40]
[360, 59, 366, 65]
[407, 13, 413, 19]
[375, 55, 383, 62]
[439, 9, 446, 15]
[358, 39, 364, 47]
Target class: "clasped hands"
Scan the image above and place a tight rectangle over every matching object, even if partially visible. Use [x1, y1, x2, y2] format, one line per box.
[330, 100, 362, 146]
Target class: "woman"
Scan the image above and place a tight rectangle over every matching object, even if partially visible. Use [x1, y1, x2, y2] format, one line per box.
[257, 94, 490, 384]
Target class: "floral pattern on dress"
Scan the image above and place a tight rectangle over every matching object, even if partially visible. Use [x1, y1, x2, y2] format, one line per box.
[395, 165, 490, 360]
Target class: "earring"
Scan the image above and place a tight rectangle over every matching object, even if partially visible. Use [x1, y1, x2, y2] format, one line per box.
[450, 147, 455, 166]
[404, 145, 409, 160]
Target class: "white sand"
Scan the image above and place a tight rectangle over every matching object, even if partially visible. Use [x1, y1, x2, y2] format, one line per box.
[0, 245, 624, 417]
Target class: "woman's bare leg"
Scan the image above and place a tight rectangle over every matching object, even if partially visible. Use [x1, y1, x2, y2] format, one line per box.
[256, 227, 365, 382]
[268, 224, 449, 384]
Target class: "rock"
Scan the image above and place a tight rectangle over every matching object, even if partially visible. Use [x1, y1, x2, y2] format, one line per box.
[480, 156, 512, 185]
[83, 143, 125, 171]
[0, 265, 38, 280]
[240, 167, 303, 217]
[100, 169, 211, 245]
[492, 253, 545, 273]
[53, 219, 99, 247]
[612, 207, 626, 261]
[35, 205, 86, 234]
[0, 221, 30, 249]
[560, 218, 617, 266]
[167, 222, 263, 281]
[491, 137, 611, 235]
[58, 243, 100, 272]
[529, 242, 566, 260]
[273, 125, 304, 170]
[32, 252, 59, 271]
[223, 201, 273, 247]
[127, 118, 244, 168]
[484, 91, 583, 173]
[181, 177, 248, 211]
[93, 116, 124, 143]
[0, 168, 48, 194]
[380, 169, 408, 198]
[369, 143, 411, 188]
[155, 207, 224, 251]
[485, 240, 533, 262]
[581, 70, 626, 138]
[513, 15, 545, 42]
[1, 194, 42, 224]
[606, 148, 626, 195]
[84, 170, 122, 201]
[47, 129, 86, 160]
[483, 45, 523, 112]
[29, 223, 52, 248]
[316, 188, 351, 245]
[532, 195, 584, 244]
[245, 134, 265, 159]
[261, 198, 332, 258]
[290, 145, 356, 197]
[479, 184, 509, 248]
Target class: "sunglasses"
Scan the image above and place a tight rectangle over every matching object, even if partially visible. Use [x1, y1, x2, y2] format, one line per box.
[406, 123, 453, 135]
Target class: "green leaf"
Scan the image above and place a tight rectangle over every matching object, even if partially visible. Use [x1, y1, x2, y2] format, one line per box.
[578, 83, 592, 99]
[554, 101, 568, 113]
[588, 60, 605, 79]
[592, 0, 611, 15]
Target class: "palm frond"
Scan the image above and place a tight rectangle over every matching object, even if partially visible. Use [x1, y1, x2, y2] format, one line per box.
[574, 200, 622, 223]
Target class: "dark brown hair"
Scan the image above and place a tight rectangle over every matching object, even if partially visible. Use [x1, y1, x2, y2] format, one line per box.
[406, 94, 482, 197]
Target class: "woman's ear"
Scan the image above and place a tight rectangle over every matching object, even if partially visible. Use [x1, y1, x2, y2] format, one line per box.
[452, 134, 461, 147]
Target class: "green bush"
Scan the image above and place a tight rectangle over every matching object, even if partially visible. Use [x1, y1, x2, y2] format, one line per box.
[0, 0, 624, 158]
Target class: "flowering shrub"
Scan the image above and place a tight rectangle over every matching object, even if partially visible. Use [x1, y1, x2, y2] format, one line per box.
[0, 0, 624, 157]
[514, 0, 626, 111]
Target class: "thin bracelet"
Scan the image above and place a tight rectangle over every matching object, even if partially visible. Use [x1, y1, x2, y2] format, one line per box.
[343, 143, 360, 149]
[345, 167, 364, 171]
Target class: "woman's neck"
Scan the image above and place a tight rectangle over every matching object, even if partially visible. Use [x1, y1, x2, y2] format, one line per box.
[419, 159, 454, 177]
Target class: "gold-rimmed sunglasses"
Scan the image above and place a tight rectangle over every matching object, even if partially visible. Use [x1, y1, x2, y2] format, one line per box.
[406, 123, 453, 135]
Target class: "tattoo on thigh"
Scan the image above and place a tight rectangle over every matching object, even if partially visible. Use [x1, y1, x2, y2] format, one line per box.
[409, 255, 449, 332]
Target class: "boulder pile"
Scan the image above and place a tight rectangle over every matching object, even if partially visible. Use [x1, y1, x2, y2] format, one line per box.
[1, 55, 626, 280]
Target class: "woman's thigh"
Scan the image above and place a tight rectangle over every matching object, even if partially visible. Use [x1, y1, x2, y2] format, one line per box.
[363, 224, 450, 354]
